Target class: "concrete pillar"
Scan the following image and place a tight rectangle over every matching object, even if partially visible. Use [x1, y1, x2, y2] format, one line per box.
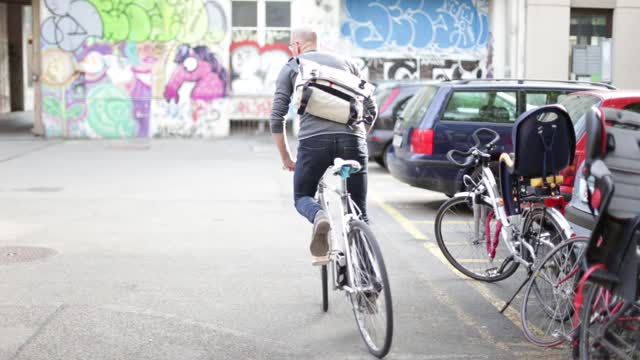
[8, 4, 24, 111]
[0, 4, 10, 113]
[489, 0, 507, 78]
[611, 0, 640, 89]
[525, 0, 571, 80]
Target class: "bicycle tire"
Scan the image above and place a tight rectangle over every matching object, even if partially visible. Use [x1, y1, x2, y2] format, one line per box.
[346, 220, 393, 358]
[521, 236, 589, 347]
[435, 196, 519, 282]
[579, 282, 640, 359]
[521, 206, 570, 266]
[321, 264, 329, 312]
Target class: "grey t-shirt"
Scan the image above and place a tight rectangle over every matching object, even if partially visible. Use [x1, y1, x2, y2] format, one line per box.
[269, 50, 377, 140]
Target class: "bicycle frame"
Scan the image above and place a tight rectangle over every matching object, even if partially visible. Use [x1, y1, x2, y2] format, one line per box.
[458, 162, 571, 269]
[316, 171, 363, 294]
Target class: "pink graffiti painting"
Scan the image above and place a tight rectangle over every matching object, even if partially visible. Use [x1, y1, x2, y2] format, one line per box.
[164, 45, 227, 104]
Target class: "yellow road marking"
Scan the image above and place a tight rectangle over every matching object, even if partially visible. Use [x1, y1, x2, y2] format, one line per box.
[369, 194, 427, 241]
[371, 195, 524, 329]
[411, 220, 473, 225]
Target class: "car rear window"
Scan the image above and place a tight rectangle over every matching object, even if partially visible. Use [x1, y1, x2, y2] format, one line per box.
[524, 91, 571, 111]
[400, 86, 438, 126]
[374, 87, 393, 107]
[442, 90, 517, 123]
[560, 94, 602, 135]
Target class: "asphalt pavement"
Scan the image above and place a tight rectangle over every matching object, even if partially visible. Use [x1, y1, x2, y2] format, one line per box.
[0, 135, 571, 359]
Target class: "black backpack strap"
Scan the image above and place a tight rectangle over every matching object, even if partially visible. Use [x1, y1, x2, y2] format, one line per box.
[297, 84, 313, 115]
[347, 99, 358, 128]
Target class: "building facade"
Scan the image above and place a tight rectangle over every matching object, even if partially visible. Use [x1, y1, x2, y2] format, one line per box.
[0, 0, 637, 138]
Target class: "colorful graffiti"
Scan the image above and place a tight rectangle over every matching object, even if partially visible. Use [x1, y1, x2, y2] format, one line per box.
[40, 0, 231, 138]
[230, 97, 273, 119]
[353, 57, 484, 81]
[341, 0, 489, 54]
[41, 43, 158, 137]
[40, 0, 103, 52]
[230, 41, 291, 95]
[152, 44, 227, 137]
[165, 44, 227, 102]
[41, 0, 228, 51]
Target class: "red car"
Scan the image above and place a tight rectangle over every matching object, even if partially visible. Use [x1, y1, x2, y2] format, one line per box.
[559, 90, 640, 196]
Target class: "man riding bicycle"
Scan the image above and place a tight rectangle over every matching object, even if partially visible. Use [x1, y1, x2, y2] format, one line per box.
[270, 28, 378, 266]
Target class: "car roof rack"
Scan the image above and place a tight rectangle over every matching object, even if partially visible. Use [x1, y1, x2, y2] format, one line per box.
[452, 78, 616, 90]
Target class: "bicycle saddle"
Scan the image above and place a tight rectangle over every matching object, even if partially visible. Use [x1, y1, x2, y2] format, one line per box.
[332, 158, 362, 175]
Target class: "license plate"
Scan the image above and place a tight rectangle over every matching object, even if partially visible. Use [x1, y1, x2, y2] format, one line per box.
[393, 134, 403, 147]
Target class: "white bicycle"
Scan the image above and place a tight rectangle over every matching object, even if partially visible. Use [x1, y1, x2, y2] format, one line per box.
[316, 158, 393, 358]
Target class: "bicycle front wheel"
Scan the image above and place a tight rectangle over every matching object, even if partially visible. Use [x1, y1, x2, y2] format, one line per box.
[521, 236, 589, 347]
[435, 196, 519, 282]
[579, 282, 640, 359]
[346, 220, 393, 358]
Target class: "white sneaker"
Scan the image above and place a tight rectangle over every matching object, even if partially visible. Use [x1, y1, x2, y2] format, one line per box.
[310, 210, 330, 257]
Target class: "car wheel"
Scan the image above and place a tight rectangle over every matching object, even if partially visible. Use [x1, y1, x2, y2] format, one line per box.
[381, 143, 392, 169]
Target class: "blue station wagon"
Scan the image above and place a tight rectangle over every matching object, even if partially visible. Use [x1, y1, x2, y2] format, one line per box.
[387, 79, 615, 196]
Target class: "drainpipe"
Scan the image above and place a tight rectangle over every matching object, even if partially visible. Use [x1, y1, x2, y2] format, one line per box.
[518, 0, 527, 79]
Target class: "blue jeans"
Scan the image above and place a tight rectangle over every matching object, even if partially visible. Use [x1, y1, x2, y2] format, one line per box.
[294, 134, 368, 224]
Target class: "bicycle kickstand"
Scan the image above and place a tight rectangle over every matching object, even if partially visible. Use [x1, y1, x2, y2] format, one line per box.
[500, 268, 532, 314]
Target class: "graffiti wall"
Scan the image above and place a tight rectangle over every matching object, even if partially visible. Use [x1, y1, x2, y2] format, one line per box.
[228, 39, 291, 120]
[37, 0, 492, 138]
[39, 0, 231, 138]
[339, 0, 491, 81]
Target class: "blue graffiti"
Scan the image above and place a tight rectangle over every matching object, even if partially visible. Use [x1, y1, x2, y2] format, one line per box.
[341, 0, 489, 51]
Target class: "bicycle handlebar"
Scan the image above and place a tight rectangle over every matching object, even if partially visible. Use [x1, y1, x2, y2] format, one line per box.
[472, 128, 500, 150]
[447, 149, 476, 167]
[446, 128, 501, 168]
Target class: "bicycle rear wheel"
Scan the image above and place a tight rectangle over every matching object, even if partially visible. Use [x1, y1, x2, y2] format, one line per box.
[579, 282, 640, 359]
[435, 196, 519, 282]
[321, 264, 328, 312]
[521, 237, 588, 347]
[346, 220, 393, 358]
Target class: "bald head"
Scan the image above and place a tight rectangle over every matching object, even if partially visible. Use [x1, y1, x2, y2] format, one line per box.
[290, 28, 317, 55]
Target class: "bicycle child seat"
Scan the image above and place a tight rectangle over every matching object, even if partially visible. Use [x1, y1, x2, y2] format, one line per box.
[582, 107, 640, 302]
[499, 105, 576, 215]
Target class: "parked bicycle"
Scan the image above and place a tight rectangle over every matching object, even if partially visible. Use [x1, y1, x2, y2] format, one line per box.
[316, 158, 393, 358]
[520, 107, 640, 357]
[434, 106, 576, 292]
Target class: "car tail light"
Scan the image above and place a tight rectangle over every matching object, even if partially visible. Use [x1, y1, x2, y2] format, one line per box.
[410, 129, 434, 155]
[544, 197, 565, 209]
[559, 165, 576, 186]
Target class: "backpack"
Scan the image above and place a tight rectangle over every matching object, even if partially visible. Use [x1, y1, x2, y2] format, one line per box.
[292, 58, 375, 127]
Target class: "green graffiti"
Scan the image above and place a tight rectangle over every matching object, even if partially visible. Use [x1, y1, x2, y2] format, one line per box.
[43, 96, 85, 121]
[87, 0, 226, 43]
[86, 85, 137, 138]
[66, 104, 85, 120]
[43, 96, 63, 119]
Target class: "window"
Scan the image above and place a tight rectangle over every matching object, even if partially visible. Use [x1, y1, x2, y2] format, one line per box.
[232, 2, 257, 27]
[624, 103, 640, 114]
[570, 9, 612, 46]
[560, 94, 601, 136]
[443, 91, 517, 123]
[231, 0, 291, 44]
[401, 86, 438, 126]
[393, 97, 411, 119]
[524, 91, 571, 111]
[569, 8, 613, 81]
